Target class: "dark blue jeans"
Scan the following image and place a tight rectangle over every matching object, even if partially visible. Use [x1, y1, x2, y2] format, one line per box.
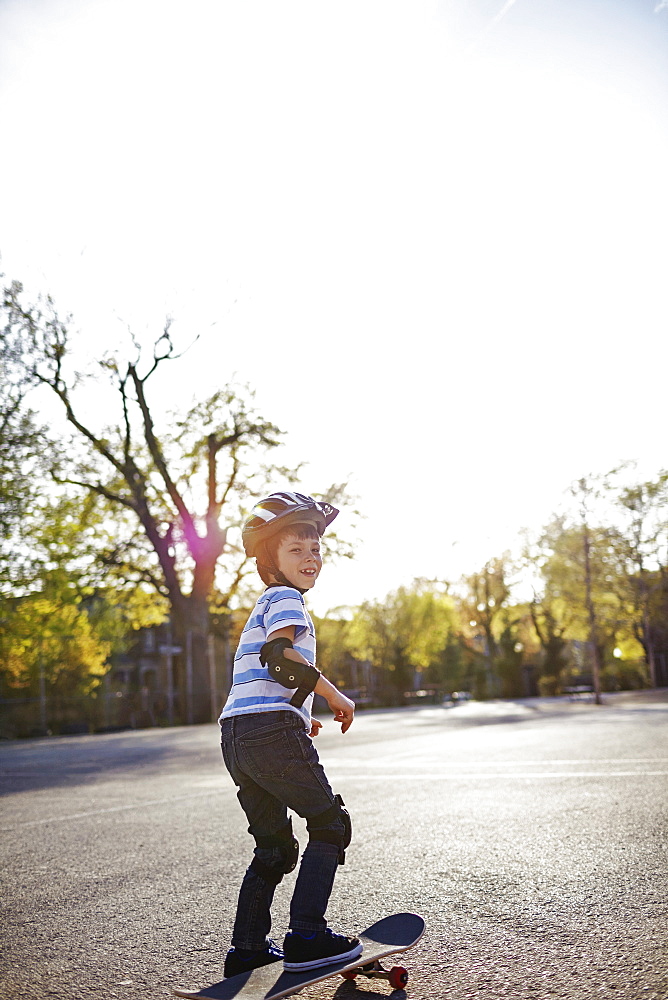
[221, 711, 345, 951]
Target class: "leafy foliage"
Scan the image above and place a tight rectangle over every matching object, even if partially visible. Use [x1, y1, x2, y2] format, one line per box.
[1, 277, 359, 724]
[347, 581, 456, 702]
[3, 276, 667, 727]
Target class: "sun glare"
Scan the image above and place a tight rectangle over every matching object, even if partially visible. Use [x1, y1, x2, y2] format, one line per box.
[1, 0, 666, 611]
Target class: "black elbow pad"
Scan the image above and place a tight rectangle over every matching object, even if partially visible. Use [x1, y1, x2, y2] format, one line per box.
[260, 637, 320, 707]
[260, 637, 294, 675]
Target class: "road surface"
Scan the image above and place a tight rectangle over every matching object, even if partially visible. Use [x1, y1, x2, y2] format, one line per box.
[1, 691, 667, 999]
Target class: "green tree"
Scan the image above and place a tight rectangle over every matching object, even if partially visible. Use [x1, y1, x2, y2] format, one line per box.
[522, 519, 574, 692]
[2, 279, 351, 723]
[2, 282, 287, 721]
[0, 488, 165, 735]
[0, 298, 50, 589]
[348, 581, 455, 704]
[312, 613, 357, 692]
[530, 505, 635, 696]
[459, 555, 514, 697]
[610, 469, 668, 687]
[427, 634, 474, 697]
[570, 477, 605, 702]
[495, 621, 525, 699]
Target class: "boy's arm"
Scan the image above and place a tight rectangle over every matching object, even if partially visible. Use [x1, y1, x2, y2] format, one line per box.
[268, 626, 355, 733]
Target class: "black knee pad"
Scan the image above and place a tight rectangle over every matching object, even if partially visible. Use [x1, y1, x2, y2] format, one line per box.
[306, 794, 352, 865]
[249, 819, 299, 885]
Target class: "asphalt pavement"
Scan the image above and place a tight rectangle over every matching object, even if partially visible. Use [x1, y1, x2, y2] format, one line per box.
[1, 691, 667, 1000]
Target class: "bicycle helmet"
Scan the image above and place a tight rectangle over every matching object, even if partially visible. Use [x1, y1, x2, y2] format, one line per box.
[242, 492, 339, 558]
[242, 492, 339, 590]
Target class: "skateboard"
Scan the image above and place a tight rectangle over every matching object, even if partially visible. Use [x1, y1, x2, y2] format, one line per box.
[173, 912, 425, 999]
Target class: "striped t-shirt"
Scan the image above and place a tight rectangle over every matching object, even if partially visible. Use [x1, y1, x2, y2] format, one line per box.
[219, 586, 316, 727]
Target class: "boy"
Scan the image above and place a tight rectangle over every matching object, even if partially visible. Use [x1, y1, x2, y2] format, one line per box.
[219, 491, 360, 978]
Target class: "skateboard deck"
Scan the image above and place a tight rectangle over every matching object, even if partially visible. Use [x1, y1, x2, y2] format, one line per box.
[173, 912, 425, 999]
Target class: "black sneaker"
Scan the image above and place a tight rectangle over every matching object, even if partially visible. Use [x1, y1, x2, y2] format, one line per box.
[224, 939, 284, 978]
[283, 927, 362, 971]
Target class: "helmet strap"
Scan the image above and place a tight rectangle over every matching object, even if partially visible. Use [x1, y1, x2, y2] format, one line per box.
[262, 572, 308, 596]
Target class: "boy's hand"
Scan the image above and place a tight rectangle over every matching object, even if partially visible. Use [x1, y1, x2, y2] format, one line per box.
[327, 690, 355, 734]
[314, 675, 355, 733]
[309, 718, 323, 738]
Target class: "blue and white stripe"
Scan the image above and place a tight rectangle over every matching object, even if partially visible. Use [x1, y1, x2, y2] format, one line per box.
[219, 586, 316, 726]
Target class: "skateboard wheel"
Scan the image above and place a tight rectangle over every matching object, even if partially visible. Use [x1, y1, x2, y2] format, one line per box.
[389, 966, 408, 989]
[341, 970, 357, 980]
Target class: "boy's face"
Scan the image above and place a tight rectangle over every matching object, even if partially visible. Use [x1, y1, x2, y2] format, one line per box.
[274, 531, 322, 590]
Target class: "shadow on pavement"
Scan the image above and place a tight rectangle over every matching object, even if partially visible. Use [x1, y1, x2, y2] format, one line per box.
[0, 723, 220, 796]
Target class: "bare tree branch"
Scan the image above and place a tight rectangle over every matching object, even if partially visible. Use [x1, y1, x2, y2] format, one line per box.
[128, 362, 199, 551]
[51, 473, 137, 512]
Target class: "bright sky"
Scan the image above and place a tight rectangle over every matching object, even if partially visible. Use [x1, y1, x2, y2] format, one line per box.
[1, 0, 667, 614]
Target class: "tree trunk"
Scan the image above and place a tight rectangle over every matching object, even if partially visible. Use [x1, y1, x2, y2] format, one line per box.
[583, 524, 603, 705]
[170, 592, 213, 724]
[640, 572, 657, 688]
